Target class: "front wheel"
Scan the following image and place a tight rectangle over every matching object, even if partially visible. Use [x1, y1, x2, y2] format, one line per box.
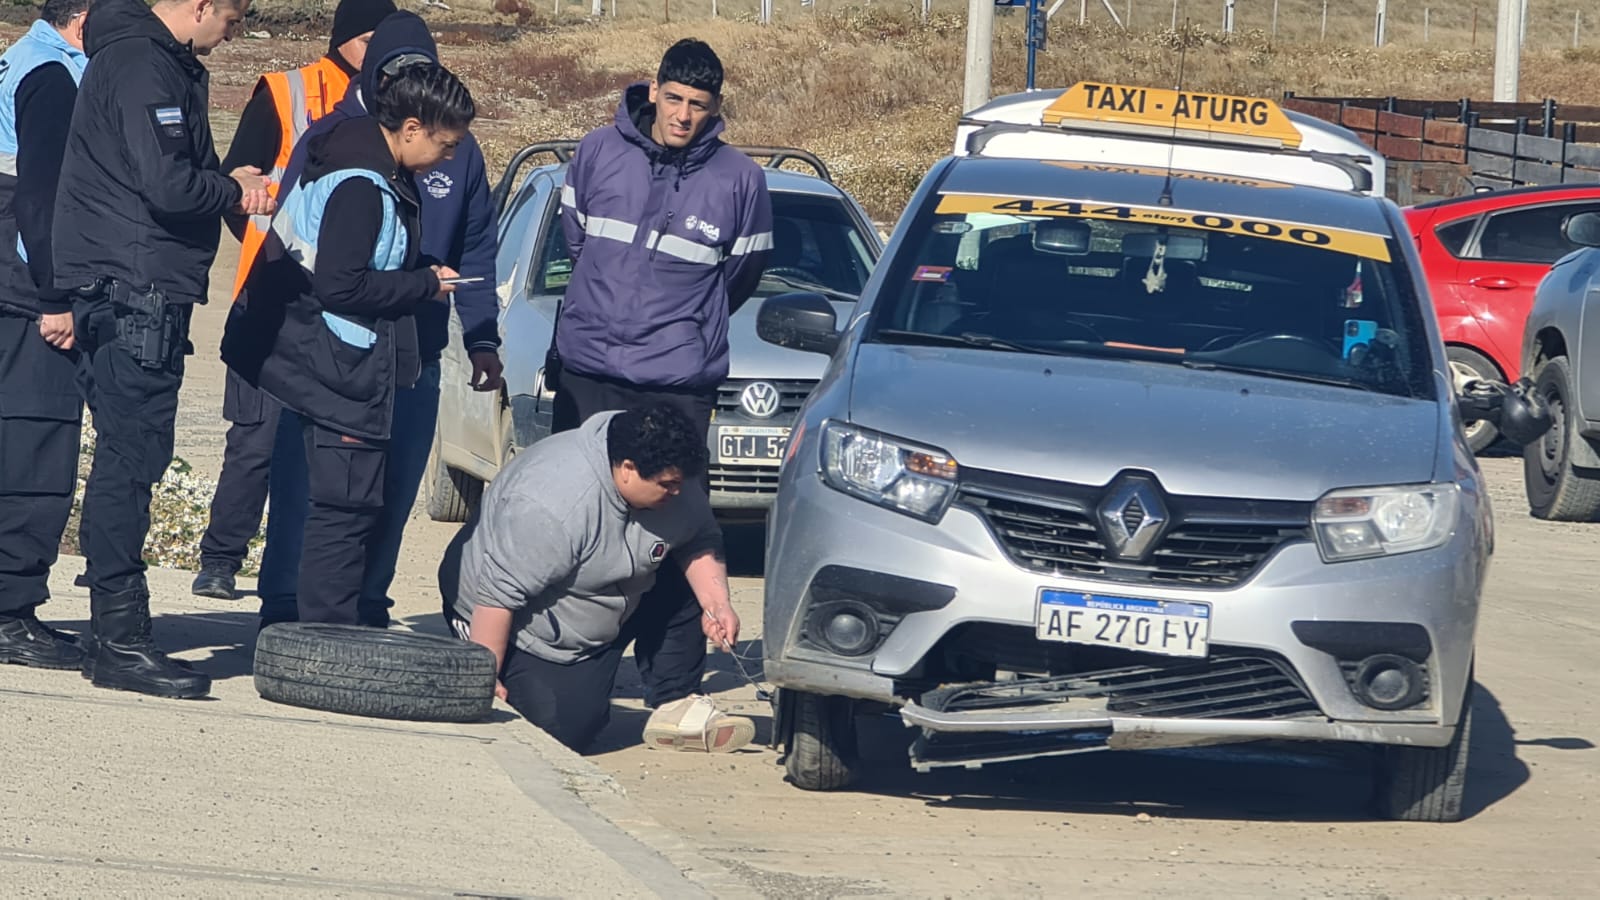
[423, 430, 479, 523]
[1447, 346, 1503, 454]
[1374, 679, 1473, 822]
[780, 689, 860, 791]
[1523, 356, 1600, 521]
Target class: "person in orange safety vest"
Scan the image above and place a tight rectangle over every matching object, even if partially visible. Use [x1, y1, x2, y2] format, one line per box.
[189, 0, 397, 602]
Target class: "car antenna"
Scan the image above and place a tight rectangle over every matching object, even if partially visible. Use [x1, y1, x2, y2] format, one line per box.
[1157, 21, 1189, 208]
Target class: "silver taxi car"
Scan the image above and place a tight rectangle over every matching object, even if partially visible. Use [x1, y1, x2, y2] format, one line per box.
[756, 84, 1503, 822]
[425, 143, 881, 522]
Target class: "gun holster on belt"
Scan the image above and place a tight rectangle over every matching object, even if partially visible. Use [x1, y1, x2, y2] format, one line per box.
[79, 279, 189, 372]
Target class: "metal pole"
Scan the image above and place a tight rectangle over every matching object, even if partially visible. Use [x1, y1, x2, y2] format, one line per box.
[711, 0, 717, 16]
[1494, 0, 1521, 101]
[1578, 10, 1583, 48]
[1080, 0, 1087, 26]
[1322, 0, 1328, 40]
[1425, 7, 1430, 42]
[1271, 0, 1277, 37]
[963, 0, 994, 113]
[1028, 0, 1041, 89]
[1223, 0, 1233, 34]
[1520, 0, 1528, 46]
[1375, 0, 1387, 47]
[591, 0, 602, 15]
[1171, 0, 1177, 29]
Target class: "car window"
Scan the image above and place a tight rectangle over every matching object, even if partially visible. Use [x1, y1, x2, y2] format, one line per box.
[1434, 217, 1477, 257]
[868, 196, 1435, 401]
[1476, 202, 1600, 264]
[497, 181, 546, 290]
[758, 193, 876, 299]
[532, 207, 574, 296]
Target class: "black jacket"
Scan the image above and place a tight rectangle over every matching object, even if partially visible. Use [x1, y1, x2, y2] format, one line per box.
[0, 62, 78, 318]
[51, 0, 242, 304]
[224, 116, 438, 442]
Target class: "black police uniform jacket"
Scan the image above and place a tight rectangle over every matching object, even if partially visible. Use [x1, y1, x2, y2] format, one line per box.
[223, 116, 437, 443]
[50, 0, 242, 305]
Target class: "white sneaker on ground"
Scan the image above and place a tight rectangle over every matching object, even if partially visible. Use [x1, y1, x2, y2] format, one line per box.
[641, 693, 755, 753]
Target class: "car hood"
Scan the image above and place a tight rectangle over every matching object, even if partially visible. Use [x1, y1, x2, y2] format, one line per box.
[846, 345, 1441, 501]
[728, 296, 855, 381]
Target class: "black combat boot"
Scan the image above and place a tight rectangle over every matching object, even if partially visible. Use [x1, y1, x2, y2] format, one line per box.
[0, 609, 84, 670]
[87, 589, 210, 699]
[190, 562, 237, 600]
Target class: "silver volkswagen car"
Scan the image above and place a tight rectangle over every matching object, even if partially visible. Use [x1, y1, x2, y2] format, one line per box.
[756, 103, 1508, 821]
[426, 142, 882, 523]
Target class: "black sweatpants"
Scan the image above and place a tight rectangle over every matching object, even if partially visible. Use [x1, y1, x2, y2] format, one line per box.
[73, 292, 189, 600]
[197, 370, 280, 573]
[0, 313, 82, 615]
[446, 579, 708, 753]
[296, 419, 388, 626]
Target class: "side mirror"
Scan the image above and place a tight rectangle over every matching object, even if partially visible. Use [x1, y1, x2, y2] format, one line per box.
[1562, 211, 1600, 248]
[757, 291, 840, 356]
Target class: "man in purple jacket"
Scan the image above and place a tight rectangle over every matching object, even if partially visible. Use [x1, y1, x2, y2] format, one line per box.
[554, 37, 771, 711]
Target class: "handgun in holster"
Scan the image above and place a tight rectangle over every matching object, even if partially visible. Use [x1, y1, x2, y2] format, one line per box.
[108, 281, 184, 371]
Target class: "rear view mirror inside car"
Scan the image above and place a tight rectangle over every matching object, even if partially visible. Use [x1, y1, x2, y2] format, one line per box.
[1032, 220, 1092, 255]
[1122, 231, 1206, 261]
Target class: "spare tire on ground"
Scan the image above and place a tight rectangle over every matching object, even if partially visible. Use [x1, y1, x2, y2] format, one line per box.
[254, 623, 498, 723]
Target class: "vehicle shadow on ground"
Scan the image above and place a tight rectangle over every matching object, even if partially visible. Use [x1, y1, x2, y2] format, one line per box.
[841, 681, 1550, 823]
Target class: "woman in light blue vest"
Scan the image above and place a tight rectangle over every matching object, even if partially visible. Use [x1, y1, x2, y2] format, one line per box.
[229, 62, 475, 627]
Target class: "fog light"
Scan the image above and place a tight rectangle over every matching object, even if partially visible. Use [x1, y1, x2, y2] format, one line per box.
[812, 602, 881, 657]
[1352, 654, 1426, 710]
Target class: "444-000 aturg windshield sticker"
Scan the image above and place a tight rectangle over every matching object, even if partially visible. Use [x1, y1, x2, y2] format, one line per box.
[934, 193, 1393, 262]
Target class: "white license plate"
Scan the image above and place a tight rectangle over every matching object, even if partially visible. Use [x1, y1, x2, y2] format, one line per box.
[1035, 590, 1211, 658]
[716, 425, 789, 466]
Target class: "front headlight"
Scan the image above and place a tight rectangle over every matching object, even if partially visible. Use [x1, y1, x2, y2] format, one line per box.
[1313, 484, 1460, 562]
[820, 421, 958, 522]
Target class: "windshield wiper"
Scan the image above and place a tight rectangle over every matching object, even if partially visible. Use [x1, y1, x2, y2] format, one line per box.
[762, 273, 857, 301]
[1181, 359, 1378, 392]
[875, 329, 1059, 356]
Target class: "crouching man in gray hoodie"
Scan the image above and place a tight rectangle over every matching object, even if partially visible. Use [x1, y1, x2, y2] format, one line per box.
[439, 404, 754, 754]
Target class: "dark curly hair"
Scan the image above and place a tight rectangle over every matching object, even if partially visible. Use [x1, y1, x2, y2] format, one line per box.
[40, 0, 89, 26]
[372, 62, 476, 135]
[607, 405, 708, 481]
[656, 38, 723, 97]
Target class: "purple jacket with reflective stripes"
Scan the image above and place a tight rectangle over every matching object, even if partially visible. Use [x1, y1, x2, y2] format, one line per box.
[557, 83, 773, 389]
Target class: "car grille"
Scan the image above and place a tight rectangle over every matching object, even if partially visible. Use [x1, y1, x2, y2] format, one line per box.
[957, 470, 1311, 588]
[708, 464, 781, 494]
[715, 379, 814, 417]
[921, 653, 1322, 721]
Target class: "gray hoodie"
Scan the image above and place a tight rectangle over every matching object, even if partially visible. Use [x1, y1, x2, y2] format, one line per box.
[448, 411, 722, 664]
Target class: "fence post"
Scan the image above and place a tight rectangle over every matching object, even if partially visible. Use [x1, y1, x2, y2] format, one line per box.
[1425, 8, 1430, 43]
[1541, 99, 1557, 138]
[1321, 0, 1328, 40]
[1375, 0, 1387, 47]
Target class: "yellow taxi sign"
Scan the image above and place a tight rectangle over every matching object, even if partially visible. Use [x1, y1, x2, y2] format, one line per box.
[1041, 82, 1303, 149]
[934, 193, 1392, 261]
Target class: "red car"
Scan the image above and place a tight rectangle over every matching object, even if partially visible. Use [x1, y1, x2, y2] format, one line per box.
[1403, 184, 1600, 452]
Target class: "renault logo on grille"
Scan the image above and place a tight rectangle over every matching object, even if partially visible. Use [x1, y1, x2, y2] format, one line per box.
[1098, 474, 1169, 561]
[739, 381, 781, 418]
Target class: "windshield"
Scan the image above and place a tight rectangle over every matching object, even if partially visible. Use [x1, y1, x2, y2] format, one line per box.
[868, 194, 1435, 399]
[533, 190, 875, 301]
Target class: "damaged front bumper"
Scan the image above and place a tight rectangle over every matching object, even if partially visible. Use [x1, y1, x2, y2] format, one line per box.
[896, 659, 1454, 772]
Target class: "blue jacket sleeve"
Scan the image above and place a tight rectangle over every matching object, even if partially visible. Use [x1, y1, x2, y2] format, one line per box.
[451, 136, 501, 353]
[724, 165, 774, 315]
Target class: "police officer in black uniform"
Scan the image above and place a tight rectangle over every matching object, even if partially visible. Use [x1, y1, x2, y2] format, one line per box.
[50, 0, 273, 699]
[0, 0, 93, 670]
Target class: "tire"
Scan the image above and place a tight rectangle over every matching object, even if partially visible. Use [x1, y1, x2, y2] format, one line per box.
[1447, 346, 1502, 454]
[254, 623, 497, 723]
[1523, 356, 1600, 521]
[781, 689, 859, 791]
[423, 430, 478, 523]
[1375, 679, 1474, 822]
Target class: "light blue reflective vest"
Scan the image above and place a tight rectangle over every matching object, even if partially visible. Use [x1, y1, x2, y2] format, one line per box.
[269, 168, 407, 347]
[0, 19, 87, 263]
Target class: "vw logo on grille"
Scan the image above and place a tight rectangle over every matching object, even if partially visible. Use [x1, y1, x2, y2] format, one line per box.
[739, 381, 781, 418]
[1097, 474, 1169, 561]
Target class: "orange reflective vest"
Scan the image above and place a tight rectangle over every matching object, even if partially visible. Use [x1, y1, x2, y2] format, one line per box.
[230, 57, 352, 301]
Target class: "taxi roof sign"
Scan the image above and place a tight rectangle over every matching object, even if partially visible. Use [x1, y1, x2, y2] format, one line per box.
[1041, 82, 1304, 150]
